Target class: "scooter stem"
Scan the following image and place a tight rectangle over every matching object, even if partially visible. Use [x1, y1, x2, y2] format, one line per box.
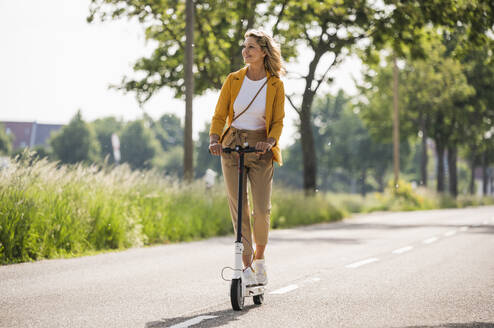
[234, 148, 245, 278]
[236, 148, 244, 244]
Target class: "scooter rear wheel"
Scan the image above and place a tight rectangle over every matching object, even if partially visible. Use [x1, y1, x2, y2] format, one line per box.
[253, 293, 264, 305]
[230, 278, 244, 311]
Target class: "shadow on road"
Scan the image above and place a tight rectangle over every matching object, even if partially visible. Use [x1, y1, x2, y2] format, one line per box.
[396, 322, 494, 328]
[145, 304, 257, 328]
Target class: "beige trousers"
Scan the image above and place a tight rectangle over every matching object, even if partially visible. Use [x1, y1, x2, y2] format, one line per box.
[221, 127, 274, 257]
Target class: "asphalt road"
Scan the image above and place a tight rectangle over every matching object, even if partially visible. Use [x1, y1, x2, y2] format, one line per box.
[1, 206, 494, 328]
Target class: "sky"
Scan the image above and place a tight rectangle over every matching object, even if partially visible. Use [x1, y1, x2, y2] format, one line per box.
[0, 0, 362, 147]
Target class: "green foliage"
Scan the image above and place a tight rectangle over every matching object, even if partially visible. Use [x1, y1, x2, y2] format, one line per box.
[271, 191, 344, 229]
[50, 111, 100, 164]
[91, 117, 124, 163]
[0, 123, 13, 155]
[87, 0, 285, 103]
[120, 120, 161, 170]
[160, 146, 184, 178]
[148, 113, 183, 152]
[454, 36, 494, 175]
[279, 90, 397, 194]
[367, 1, 494, 59]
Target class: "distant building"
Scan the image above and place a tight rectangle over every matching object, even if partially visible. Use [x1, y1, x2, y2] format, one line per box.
[0, 121, 64, 149]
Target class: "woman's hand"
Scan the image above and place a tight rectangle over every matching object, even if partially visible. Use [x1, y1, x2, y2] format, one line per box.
[209, 142, 222, 156]
[209, 134, 222, 156]
[255, 138, 276, 155]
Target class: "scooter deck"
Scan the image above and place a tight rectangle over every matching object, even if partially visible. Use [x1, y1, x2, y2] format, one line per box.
[245, 284, 266, 297]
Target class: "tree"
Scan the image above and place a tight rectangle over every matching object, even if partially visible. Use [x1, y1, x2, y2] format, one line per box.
[184, 0, 195, 182]
[312, 90, 375, 193]
[362, 0, 494, 190]
[359, 34, 475, 195]
[449, 34, 494, 195]
[0, 123, 12, 156]
[50, 111, 100, 164]
[271, 0, 377, 194]
[357, 58, 415, 188]
[418, 42, 473, 195]
[91, 117, 124, 163]
[120, 120, 161, 170]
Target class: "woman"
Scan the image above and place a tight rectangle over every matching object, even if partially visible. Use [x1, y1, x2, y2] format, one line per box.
[209, 29, 285, 286]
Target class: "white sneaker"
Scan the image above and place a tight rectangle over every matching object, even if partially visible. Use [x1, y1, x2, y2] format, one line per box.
[253, 259, 268, 285]
[242, 267, 257, 286]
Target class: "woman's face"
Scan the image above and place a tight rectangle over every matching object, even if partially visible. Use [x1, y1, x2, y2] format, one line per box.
[242, 36, 266, 65]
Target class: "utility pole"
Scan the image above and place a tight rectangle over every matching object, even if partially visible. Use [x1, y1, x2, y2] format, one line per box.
[184, 0, 194, 182]
[393, 54, 400, 188]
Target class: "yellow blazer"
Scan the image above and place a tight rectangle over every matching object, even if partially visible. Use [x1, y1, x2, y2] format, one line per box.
[209, 66, 285, 165]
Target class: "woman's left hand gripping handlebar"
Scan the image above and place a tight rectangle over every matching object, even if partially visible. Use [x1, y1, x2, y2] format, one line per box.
[255, 138, 276, 156]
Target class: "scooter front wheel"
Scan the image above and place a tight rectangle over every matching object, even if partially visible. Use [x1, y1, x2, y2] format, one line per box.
[230, 278, 244, 311]
[253, 293, 264, 305]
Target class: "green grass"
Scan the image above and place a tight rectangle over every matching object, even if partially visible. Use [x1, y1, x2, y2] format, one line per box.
[1, 156, 493, 265]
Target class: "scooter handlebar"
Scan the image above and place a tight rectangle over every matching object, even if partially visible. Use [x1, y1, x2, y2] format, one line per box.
[222, 146, 258, 154]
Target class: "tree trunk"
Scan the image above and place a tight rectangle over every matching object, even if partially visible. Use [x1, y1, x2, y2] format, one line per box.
[297, 48, 324, 195]
[392, 55, 400, 187]
[436, 140, 445, 193]
[376, 169, 385, 192]
[482, 151, 488, 196]
[420, 116, 428, 186]
[183, 0, 194, 182]
[360, 168, 367, 197]
[447, 145, 458, 197]
[469, 156, 476, 195]
[300, 98, 317, 195]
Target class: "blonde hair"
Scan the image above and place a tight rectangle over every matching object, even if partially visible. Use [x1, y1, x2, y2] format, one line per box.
[244, 29, 286, 77]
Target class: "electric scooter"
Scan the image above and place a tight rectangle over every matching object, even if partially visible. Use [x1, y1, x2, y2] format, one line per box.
[222, 143, 266, 311]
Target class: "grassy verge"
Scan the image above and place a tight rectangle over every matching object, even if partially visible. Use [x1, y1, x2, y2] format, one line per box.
[1, 157, 492, 265]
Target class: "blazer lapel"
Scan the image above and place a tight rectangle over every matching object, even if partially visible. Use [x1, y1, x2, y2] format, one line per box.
[265, 71, 276, 132]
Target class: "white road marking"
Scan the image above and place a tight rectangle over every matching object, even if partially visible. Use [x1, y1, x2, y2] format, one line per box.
[303, 277, 321, 283]
[270, 284, 298, 294]
[392, 246, 413, 254]
[345, 258, 379, 268]
[423, 237, 438, 244]
[169, 315, 218, 328]
[459, 226, 469, 232]
[444, 230, 456, 237]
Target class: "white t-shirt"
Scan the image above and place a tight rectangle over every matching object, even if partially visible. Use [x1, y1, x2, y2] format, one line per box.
[232, 75, 267, 130]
